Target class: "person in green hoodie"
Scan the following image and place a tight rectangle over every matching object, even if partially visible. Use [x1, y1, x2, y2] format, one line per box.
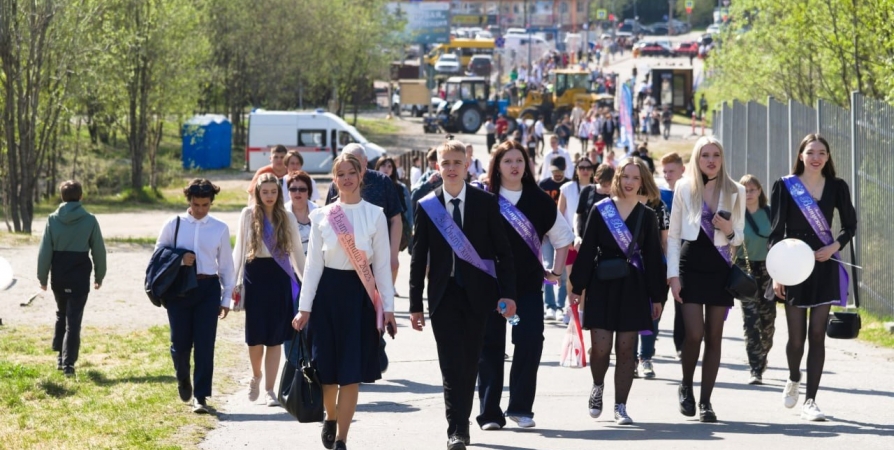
[37, 180, 106, 377]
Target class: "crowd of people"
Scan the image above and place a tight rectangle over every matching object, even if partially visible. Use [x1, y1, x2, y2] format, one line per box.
[37, 128, 856, 449]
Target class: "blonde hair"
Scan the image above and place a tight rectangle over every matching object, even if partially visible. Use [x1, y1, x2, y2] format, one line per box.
[686, 136, 743, 225]
[331, 153, 365, 192]
[248, 173, 292, 261]
[611, 157, 659, 200]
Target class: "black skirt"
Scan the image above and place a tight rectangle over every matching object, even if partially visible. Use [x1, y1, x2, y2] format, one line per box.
[583, 269, 655, 332]
[243, 258, 295, 346]
[679, 229, 734, 307]
[307, 267, 381, 386]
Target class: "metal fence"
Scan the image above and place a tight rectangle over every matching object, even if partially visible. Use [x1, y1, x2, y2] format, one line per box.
[713, 93, 894, 318]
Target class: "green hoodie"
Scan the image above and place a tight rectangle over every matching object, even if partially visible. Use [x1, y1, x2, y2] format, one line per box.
[37, 202, 107, 287]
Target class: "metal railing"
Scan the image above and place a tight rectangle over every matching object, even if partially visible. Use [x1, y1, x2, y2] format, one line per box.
[713, 93, 894, 317]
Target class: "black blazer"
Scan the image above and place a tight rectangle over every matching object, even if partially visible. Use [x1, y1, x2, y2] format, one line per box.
[410, 184, 517, 317]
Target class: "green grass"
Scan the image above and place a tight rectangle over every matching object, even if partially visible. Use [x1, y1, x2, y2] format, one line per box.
[354, 117, 401, 136]
[852, 309, 894, 349]
[0, 325, 240, 449]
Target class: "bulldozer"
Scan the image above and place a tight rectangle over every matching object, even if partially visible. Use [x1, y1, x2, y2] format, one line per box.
[505, 69, 613, 132]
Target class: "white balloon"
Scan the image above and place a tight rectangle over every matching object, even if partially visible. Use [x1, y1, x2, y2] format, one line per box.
[766, 239, 815, 286]
[0, 256, 13, 290]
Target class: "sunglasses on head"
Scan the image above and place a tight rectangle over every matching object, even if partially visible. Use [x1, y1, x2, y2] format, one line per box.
[289, 187, 309, 193]
[187, 184, 214, 195]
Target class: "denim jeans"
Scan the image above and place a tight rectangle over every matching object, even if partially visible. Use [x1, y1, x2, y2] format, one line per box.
[541, 238, 567, 311]
[637, 318, 661, 360]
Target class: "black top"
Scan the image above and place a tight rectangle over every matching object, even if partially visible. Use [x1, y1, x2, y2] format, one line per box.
[576, 185, 610, 236]
[538, 178, 568, 204]
[768, 177, 856, 251]
[498, 184, 558, 295]
[570, 201, 667, 306]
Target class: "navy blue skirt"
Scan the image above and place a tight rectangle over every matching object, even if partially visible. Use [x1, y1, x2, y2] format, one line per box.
[307, 267, 381, 386]
[243, 258, 295, 346]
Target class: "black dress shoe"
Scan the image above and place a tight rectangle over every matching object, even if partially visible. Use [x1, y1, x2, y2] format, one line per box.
[447, 435, 467, 450]
[57, 356, 64, 371]
[458, 433, 470, 446]
[321, 420, 336, 449]
[699, 402, 717, 423]
[333, 440, 347, 450]
[178, 379, 192, 402]
[678, 384, 696, 417]
[63, 366, 76, 378]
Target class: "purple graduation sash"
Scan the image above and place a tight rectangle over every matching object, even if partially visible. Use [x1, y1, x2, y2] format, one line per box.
[262, 216, 300, 314]
[419, 192, 497, 279]
[698, 202, 731, 320]
[595, 198, 652, 335]
[498, 195, 557, 285]
[782, 175, 849, 306]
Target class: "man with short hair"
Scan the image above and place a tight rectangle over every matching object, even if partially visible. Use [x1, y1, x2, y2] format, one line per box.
[247, 144, 289, 195]
[38, 180, 107, 377]
[660, 152, 686, 359]
[484, 117, 496, 153]
[538, 136, 573, 182]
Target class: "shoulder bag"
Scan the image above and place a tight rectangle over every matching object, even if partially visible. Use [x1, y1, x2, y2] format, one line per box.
[278, 330, 324, 422]
[728, 241, 758, 299]
[827, 244, 861, 339]
[744, 206, 771, 238]
[596, 207, 643, 281]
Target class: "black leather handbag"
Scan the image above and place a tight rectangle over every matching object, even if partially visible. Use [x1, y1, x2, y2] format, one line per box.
[596, 207, 643, 281]
[726, 240, 758, 299]
[827, 245, 861, 339]
[278, 330, 324, 423]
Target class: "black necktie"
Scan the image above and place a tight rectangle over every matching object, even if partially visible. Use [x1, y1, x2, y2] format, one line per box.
[450, 198, 464, 286]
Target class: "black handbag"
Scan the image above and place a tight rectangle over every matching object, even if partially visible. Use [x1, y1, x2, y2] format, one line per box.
[727, 241, 758, 299]
[278, 330, 324, 423]
[596, 207, 643, 281]
[827, 244, 861, 339]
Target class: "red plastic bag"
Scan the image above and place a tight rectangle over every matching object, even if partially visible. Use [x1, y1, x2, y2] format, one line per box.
[560, 304, 587, 368]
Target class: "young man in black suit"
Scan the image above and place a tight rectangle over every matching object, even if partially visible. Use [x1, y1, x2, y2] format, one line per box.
[410, 140, 518, 450]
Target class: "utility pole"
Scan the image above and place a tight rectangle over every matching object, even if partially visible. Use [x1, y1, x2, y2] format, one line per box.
[668, 0, 676, 35]
[526, 0, 532, 73]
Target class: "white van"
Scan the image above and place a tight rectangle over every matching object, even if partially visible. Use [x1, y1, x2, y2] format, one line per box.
[499, 34, 554, 64]
[246, 110, 387, 173]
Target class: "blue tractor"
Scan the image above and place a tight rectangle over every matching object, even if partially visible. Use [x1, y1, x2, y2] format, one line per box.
[433, 77, 506, 134]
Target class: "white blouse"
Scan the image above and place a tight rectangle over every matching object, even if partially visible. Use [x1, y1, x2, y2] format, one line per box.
[232, 207, 306, 284]
[298, 200, 395, 313]
[285, 200, 318, 254]
[559, 181, 583, 234]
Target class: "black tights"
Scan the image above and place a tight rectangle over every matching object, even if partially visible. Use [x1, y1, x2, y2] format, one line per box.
[590, 329, 638, 405]
[784, 304, 831, 401]
[680, 304, 727, 404]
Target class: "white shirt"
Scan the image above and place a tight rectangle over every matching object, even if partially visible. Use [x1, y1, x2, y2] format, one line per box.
[468, 158, 486, 180]
[443, 184, 467, 276]
[539, 147, 573, 181]
[499, 188, 574, 251]
[559, 181, 585, 236]
[410, 166, 423, 186]
[155, 212, 236, 307]
[534, 120, 545, 137]
[232, 207, 307, 302]
[518, 67, 528, 82]
[298, 200, 395, 313]
[285, 200, 318, 254]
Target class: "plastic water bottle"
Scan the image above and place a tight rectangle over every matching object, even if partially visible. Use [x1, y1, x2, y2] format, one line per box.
[499, 301, 521, 326]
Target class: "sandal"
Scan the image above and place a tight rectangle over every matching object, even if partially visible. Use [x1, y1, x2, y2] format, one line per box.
[321, 420, 336, 449]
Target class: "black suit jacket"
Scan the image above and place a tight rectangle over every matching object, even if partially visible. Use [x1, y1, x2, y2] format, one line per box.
[409, 184, 517, 317]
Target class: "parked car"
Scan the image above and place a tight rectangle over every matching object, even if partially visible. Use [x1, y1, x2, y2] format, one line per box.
[698, 34, 714, 47]
[648, 23, 670, 35]
[434, 53, 461, 74]
[707, 23, 722, 35]
[468, 55, 493, 77]
[669, 19, 691, 34]
[675, 41, 699, 57]
[636, 41, 675, 57]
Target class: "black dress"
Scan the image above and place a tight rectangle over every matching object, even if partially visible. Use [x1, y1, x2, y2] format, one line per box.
[768, 177, 857, 308]
[576, 185, 610, 237]
[679, 210, 734, 307]
[570, 201, 667, 332]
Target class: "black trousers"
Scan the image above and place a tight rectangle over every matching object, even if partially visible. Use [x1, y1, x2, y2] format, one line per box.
[486, 133, 496, 153]
[477, 290, 544, 426]
[52, 291, 89, 367]
[430, 280, 489, 437]
[166, 278, 221, 399]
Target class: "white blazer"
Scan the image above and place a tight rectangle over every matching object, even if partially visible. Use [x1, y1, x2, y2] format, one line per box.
[667, 180, 746, 278]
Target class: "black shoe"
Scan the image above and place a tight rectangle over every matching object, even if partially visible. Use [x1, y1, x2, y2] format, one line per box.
[447, 435, 467, 450]
[321, 420, 336, 449]
[678, 384, 696, 417]
[378, 337, 389, 374]
[63, 366, 75, 378]
[56, 356, 64, 371]
[178, 379, 193, 402]
[333, 441, 346, 450]
[192, 397, 209, 414]
[699, 402, 717, 422]
[457, 432, 470, 446]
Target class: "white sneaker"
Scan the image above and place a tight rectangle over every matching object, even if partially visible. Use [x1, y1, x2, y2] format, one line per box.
[562, 306, 571, 325]
[265, 390, 280, 407]
[480, 422, 502, 430]
[588, 383, 604, 418]
[555, 308, 565, 323]
[248, 376, 261, 402]
[801, 399, 826, 421]
[507, 415, 536, 428]
[783, 377, 800, 409]
[640, 360, 655, 379]
[544, 309, 556, 321]
[614, 404, 633, 425]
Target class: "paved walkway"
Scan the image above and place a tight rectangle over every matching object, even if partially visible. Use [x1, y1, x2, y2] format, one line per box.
[200, 250, 894, 450]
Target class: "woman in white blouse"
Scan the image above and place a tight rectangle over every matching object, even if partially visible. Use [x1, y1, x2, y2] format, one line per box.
[233, 173, 305, 407]
[292, 154, 397, 450]
[284, 170, 317, 255]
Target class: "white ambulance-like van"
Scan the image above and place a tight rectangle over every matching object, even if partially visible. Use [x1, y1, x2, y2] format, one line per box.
[245, 110, 387, 173]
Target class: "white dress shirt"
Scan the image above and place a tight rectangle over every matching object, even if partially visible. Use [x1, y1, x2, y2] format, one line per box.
[232, 207, 307, 300]
[539, 147, 574, 181]
[410, 167, 423, 186]
[499, 188, 574, 250]
[298, 200, 395, 313]
[443, 184, 467, 276]
[154, 211, 236, 307]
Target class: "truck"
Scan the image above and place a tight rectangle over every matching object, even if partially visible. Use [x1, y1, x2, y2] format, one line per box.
[245, 110, 386, 173]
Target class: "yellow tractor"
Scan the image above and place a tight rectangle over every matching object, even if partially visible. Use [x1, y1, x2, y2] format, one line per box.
[506, 69, 612, 132]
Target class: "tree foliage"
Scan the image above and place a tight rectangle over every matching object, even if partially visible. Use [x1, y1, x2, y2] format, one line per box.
[704, 0, 894, 107]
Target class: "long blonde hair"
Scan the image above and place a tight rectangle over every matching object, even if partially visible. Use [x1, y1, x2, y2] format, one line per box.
[248, 173, 292, 261]
[685, 136, 742, 225]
